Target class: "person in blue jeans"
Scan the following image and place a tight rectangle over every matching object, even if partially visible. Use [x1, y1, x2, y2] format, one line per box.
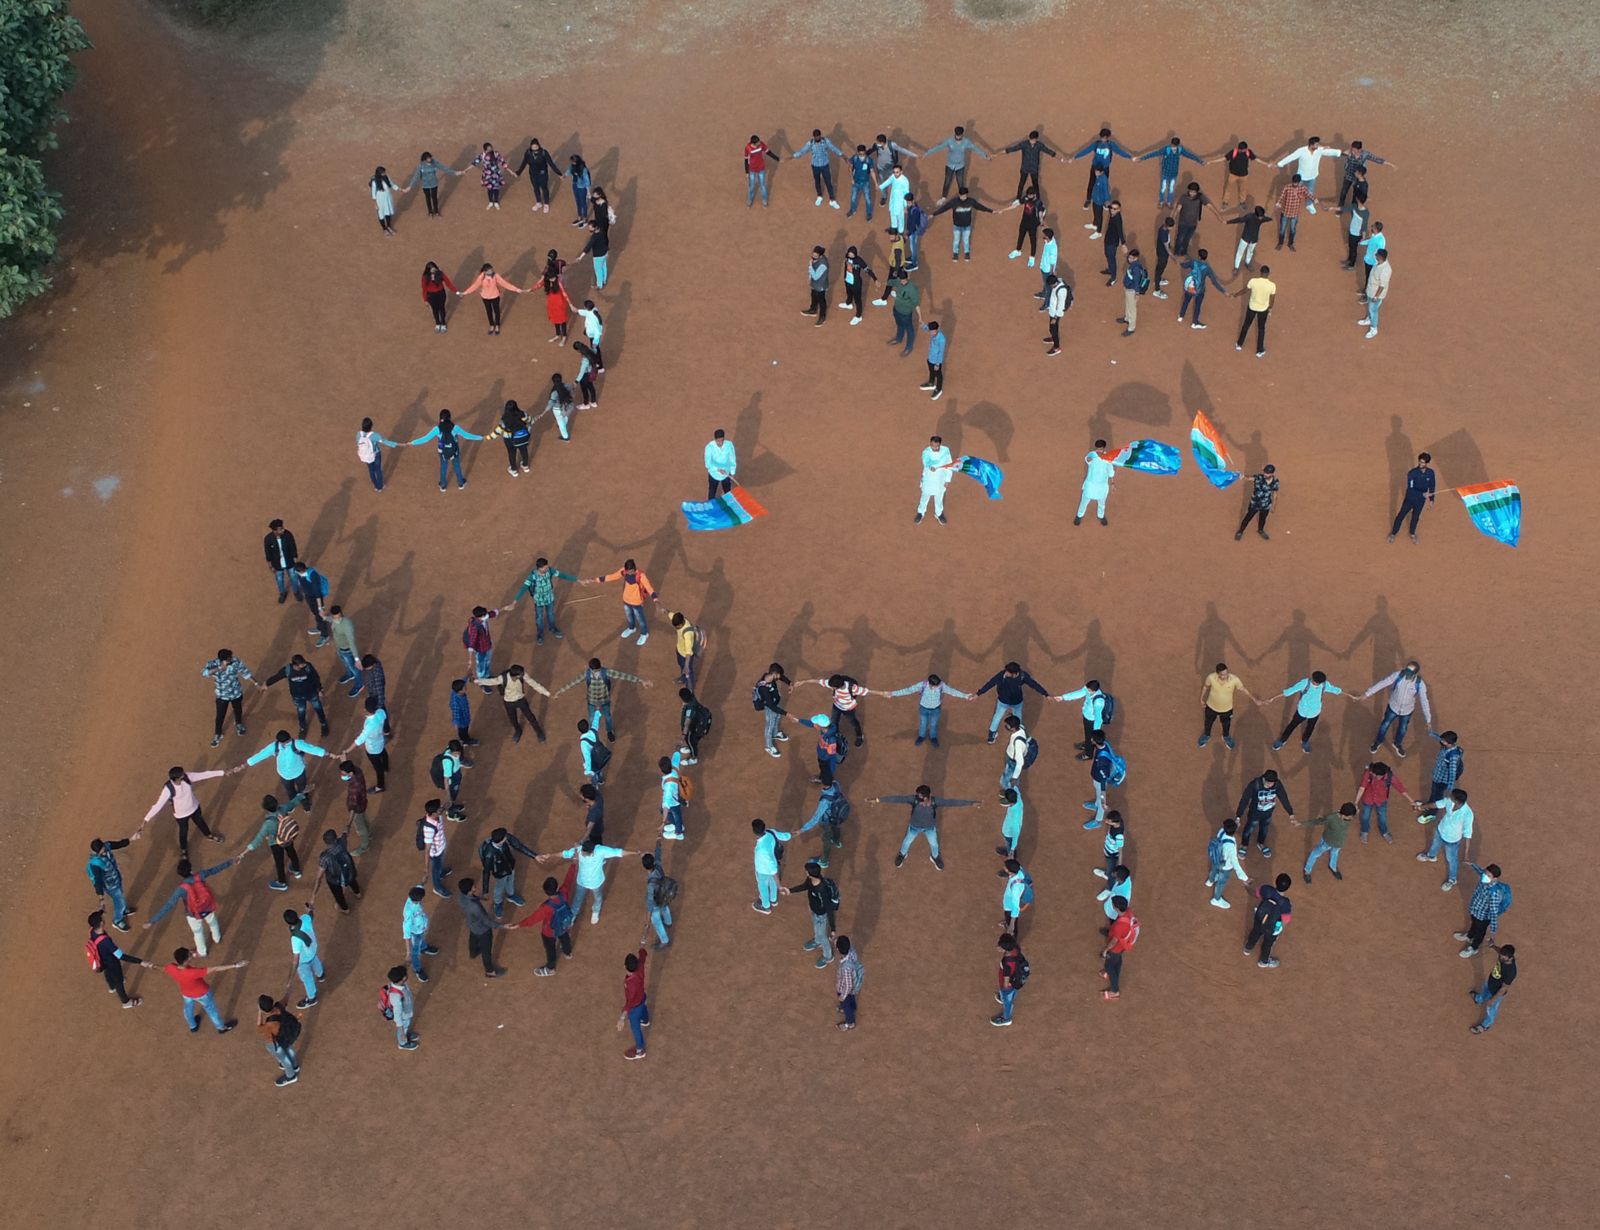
[402, 886, 436, 981]
[285, 906, 324, 1008]
[86, 837, 135, 930]
[643, 842, 673, 947]
[1469, 944, 1516, 1033]
[1177, 249, 1228, 327]
[877, 673, 974, 746]
[619, 938, 652, 1060]
[992, 932, 1027, 1026]
[846, 144, 875, 219]
[872, 786, 977, 871]
[975, 661, 1052, 743]
[1138, 136, 1208, 206]
[1416, 788, 1473, 889]
[792, 129, 844, 207]
[409, 409, 482, 491]
[147, 949, 244, 1034]
[263, 520, 299, 604]
[1298, 803, 1355, 882]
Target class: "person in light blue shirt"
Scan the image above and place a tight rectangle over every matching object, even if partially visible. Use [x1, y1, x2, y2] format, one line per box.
[1071, 127, 1137, 206]
[1359, 222, 1388, 299]
[1036, 228, 1059, 306]
[796, 781, 850, 868]
[557, 839, 638, 925]
[1272, 671, 1348, 753]
[919, 321, 947, 401]
[1177, 248, 1228, 327]
[243, 731, 327, 806]
[1096, 865, 1132, 920]
[1053, 680, 1109, 757]
[750, 818, 793, 913]
[925, 125, 991, 199]
[995, 787, 1024, 857]
[1138, 137, 1208, 206]
[284, 906, 323, 1007]
[1000, 858, 1033, 937]
[793, 129, 844, 207]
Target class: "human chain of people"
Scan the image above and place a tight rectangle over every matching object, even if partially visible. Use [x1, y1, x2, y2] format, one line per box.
[80, 124, 1518, 1088]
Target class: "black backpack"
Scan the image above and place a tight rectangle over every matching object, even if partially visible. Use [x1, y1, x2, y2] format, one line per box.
[769, 830, 785, 865]
[750, 683, 765, 711]
[822, 876, 841, 913]
[654, 873, 680, 908]
[428, 753, 447, 789]
[826, 793, 853, 826]
[586, 737, 613, 772]
[414, 817, 429, 851]
[272, 1009, 302, 1048]
[1011, 954, 1031, 989]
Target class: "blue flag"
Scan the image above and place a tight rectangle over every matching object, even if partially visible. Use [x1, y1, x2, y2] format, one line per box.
[957, 455, 1004, 500]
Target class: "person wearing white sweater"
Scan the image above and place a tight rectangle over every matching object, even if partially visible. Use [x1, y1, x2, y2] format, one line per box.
[1206, 818, 1251, 908]
[1276, 137, 1343, 212]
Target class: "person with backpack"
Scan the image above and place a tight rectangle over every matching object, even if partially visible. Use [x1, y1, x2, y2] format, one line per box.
[474, 664, 550, 746]
[453, 880, 508, 978]
[663, 608, 707, 692]
[512, 556, 580, 645]
[1075, 439, 1117, 527]
[381, 966, 419, 1049]
[872, 785, 979, 871]
[1415, 787, 1475, 891]
[576, 719, 612, 788]
[1000, 714, 1032, 797]
[1094, 810, 1126, 883]
[138, 765, 230, 854]
[835, 936, 863, 1030]
[1083, 730, 1126, 829]
[781, 860, 841, 968]
[428, 739, 471, 806]
[1236, 769, 1295, 859]
[513, 862, 580, 973]
[619, 931, 655, 1061]
[201, 648, 258, 748]
[282, 903, 325, 1007]
[1355, 760, 1414, 844]
[1117, 247, 1147, 336]
[408, 408, 482, 490]
[976, 661, 1053, 743]
[318, 829, 361, 912]
[995, 787, 1025, 859]
[784, 711, 847, 787]
[1176, 247, 1228, 328]
[1043, 273, 1073, 356]
[677, 687, 713, 764]
[553, 657, 653, 743]
[642, 840, 676, 949]
[448, 678, 477, 749]
[263, 655, 329, 739]
[1244, 873, 1294, 968]
[241, 731, 326, 810]
[143, 855, 242, 956]
[1206, 818, 1250, 908]
[415, 800, 453, 899]
[488, 399, 534, 477]
[402, 886, 438, 982]
[750, 818, 794, 914]
[292, 564, 334, 646]
[86, 911, 144, 1008]
[1362, 660, 1434, 759]
[658, 752, 691, 840]
[992, 932, 1029, 1026]
[582, 558, 657, 645]
[144, 948, 245, 1034]
[478, 827, 541, 918]
[555, 838, 640, 927]
[875, 673, 974, 748]
[805, 673, 869, 747]
[999, 858, 1033, 939]
[754, 663, 793, 759]
[256, 995, 301, 1087]
[1100, 896, 1138, 1001]
[1297, 803, 1357, 883]
[239, 793, 308, 892]
[86, 837, 137, 931]
[796, 780, 852, 868]
[1270, 670, 1350, 753]
[1054, 679, 1113, 759]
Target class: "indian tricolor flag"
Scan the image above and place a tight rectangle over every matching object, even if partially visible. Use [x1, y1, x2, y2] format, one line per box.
[1456, 481, 1521, 547]
[681, 486, 769, 532]
[1189, 411, 1241, 489]
[1100, 439, 1182, 475]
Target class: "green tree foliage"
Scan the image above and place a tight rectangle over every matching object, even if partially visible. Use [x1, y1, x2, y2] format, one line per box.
[0, 0, 92, 317]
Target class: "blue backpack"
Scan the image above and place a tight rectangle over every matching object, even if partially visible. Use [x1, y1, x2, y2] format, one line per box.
[548, 892, 575, 937]
[1022, 736, 1041, 769]
[1207, 831, 1230, 872]
[1099, 692, 1118, 724]
[1019, 873, 1035, 908]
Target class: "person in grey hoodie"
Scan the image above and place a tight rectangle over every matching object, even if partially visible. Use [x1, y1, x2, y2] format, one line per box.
[1363, 660, 1433, 758]
[802, 246, 829, 325]
[404, 151, 461, 217]
[793, 129, 844, 207]
[926, 125, 992, 200]
[869, 785, 979, 871]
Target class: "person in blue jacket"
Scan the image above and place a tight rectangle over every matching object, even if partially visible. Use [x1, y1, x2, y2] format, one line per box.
[1176, 248, 1229, 328]
[1138, 136, 1209, 206]
[1071, 127, 1137, 209]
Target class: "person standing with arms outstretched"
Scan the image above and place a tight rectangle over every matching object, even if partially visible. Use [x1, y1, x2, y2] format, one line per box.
[138, 766, 229, 854]
[87, 911, 145, 1009]
[1339, 140, 1394, 210]
[144, 949, 245, 1035]
[794, 129, 844, 208]
[870, 785, 978, 871]
[1139, 136, 1208, 207]
[1218, 140, 1257, 206]
[1235, 465, 1279, 540]
[142, 855, 244, 956]
[1389, 451, 1437, 543]
[1171, 182, 1222, 257]
[915, 434, 954, 526]
[1226, 205, 1268, 272]
[1075, 439, 1116, 526]
[744, 135, 774, 208]
[930, 187, 997, 263]
[975, 662, 1051, 743]
[405, 152, 460, 218]
[514, 138, 561, 212]
[925, 125, 991, 201]
[586, 558, 656, 644]
[552, 657, 653, 742]
[876, 673, 973, 747]
[513, 557, 579, 645]
[411, 409, 483, 492]
[1070, 128, 1137, 209]
[1234, 265, 1275, 358]
[1003, 130, 1059, 199]
[1276, 137, 1342, 213]
[1271, 670, 1348, 753]
[456, 263, 522, 337]
[1199, 663, 1257, 749]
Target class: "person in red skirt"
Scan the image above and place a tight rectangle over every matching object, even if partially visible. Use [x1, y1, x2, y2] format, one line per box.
[542, 250, 573, 346]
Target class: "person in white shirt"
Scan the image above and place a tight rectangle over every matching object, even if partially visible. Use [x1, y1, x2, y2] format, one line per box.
[1206, 819, 1250, 908]
[1053, 680, 1109, 757]
[341, 697, 391, 791]
[557, 839, 640, 925]
[1075, 439, 1116, 526]
[1276, 137, 1342, 213]
[916, 435, 955, 525]
[881, 165, 913, 234]
[1415, 788, 1474, 890]
[704, 429, 737, 500]
[1359, 251, 1391, 339]
[1044, 274, 1072, 355]
[1000, 714, 1030, 796]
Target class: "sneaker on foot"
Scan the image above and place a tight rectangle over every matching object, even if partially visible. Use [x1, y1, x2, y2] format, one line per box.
[893, 853, 906, 868]
[1210, 898, 1231, 909]
[990, 1015, 1012, 1027]
[931, 855, 945, 870]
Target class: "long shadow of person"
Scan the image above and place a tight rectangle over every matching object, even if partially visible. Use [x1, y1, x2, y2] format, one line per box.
[1385, 415, 1415, 513]
[731, 391, 795, 488]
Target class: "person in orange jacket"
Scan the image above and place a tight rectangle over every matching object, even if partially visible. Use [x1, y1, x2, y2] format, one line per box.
[584, 559, 657, 645]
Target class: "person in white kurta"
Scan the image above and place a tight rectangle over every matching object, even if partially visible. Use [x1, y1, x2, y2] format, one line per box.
[917, 436, 955, 523]
[1076, 442, 1117, 524]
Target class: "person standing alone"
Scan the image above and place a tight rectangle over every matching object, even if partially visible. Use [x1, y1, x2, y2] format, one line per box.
[1235, 465, 1279, 540]
[1389, 452, 1437, 543]
[704, 429, 737, 499]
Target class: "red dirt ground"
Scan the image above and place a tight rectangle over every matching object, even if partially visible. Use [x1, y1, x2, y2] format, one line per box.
[2, 1, 1597, 1225]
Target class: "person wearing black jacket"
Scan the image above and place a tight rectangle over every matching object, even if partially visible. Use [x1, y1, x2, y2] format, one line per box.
[1389, 452, 1437, 543]
[1101, 201, 1126, 282]
[515, 138, 561, 212]
[975, 662, 1051, 743]
[839, 246, 877, 323]
[780, 861, 839, 968]
[318, 829, 361, 912]
[1235, 769, 1296, 859]
[1150, 217, 1175, 299]
[1002, 131, 1059, 199]
[87, 911, 144, 1008]
[1244, 873, 1294, 968]
[264, 520, 298, 605]
[756, 664, 792, 759]
[478, 827, 541, 918]
[1227, 205, 1268, 271]
[931, 187, 997, 262]
[263, 655, 328, 738]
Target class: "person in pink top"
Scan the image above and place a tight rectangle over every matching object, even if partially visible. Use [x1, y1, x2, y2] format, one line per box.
[457, 263, 524, 336]
[1353, 760, 1415, 845]
[135, 765, 241, 854]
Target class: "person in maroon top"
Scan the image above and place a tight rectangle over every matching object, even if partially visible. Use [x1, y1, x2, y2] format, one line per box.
[420, 261, 456, 333]
[991, 932, 1027, 1026]
[745, 135, 774, 208]
[1100, 896, 1137, 1000]
[340, 760, 371, 856]
[618, 925, 654, 1059]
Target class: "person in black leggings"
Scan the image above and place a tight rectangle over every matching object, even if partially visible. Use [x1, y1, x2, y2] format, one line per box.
[516, 138, 560, 212]
[421, 261, 455, 332]
[492, 401, 532, 474]
[1010, 189, 1044, 260]
[841, 245, 876, 319]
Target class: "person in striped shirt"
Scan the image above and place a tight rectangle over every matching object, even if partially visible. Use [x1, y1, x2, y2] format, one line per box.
[834, 936, 863, 1030]
[552, 658, 652, 742]
[808, 673, 869, 746]
[874, 674, 974, 747]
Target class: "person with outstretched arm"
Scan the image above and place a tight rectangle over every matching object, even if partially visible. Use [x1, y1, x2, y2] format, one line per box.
[869, 785, 978, 871]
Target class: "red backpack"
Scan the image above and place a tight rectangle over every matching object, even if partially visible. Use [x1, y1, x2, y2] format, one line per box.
[85, 931, 104, 972]
[182, 878, 217, 917]
[1124, 915, 1142, 947]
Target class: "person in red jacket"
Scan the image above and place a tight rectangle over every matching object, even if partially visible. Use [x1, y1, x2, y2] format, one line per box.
[1100, 896, 1137, 1000]
[618, 926, 654, 1059]
[991, 932, 1028, 1026]
[744, 135, 774, 208]
[421, 261, 456, 333]
[513, 863, 579, 974]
